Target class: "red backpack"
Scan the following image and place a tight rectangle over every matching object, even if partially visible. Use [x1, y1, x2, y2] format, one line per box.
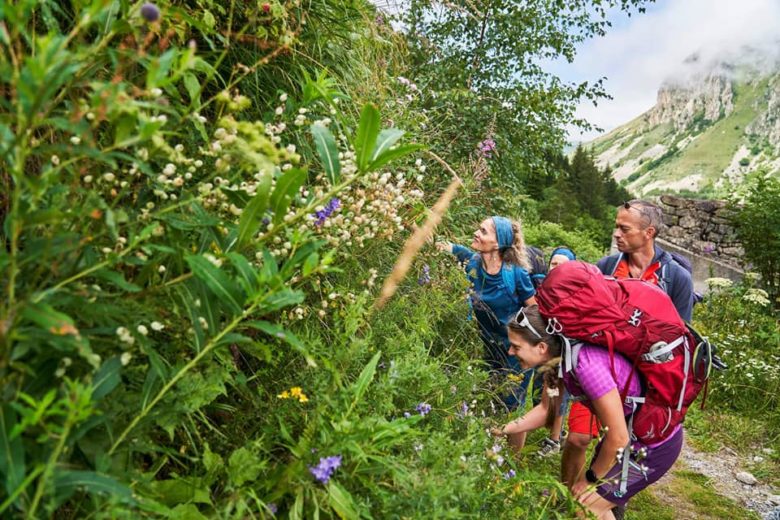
[536, 261, 714, 445]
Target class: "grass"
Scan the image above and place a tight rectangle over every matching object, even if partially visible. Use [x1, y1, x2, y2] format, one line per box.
[510, 402, 775, 519]
[626, 469, 763, 520]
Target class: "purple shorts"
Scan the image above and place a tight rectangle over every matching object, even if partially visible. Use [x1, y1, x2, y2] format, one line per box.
[591, 427, 684, 506]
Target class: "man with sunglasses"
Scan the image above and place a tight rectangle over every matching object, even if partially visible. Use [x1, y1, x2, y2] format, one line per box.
[561, 198, 694, 520]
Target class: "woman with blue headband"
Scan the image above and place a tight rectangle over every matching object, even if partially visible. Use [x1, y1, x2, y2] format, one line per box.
[436, 216, 536, 445]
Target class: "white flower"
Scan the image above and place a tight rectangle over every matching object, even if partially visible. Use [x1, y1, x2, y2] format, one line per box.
[51, 155, 60, 165]
[743, 289, 770, 306]
[275, 106, 284, 116]
[120, 352, 133, 366]
[151, 321, 165, 331]
[279, 93, 288, 102]
[137, 324, 149, 336]
[150, 87, 163, 98]
[198, 316, 209, 330]
[163, 163, 176, 176]
[103, 172, 115, 182]
[70, 136, 81, 145]
[83, 175, 93, 184]
[706, 277, 733, 289]
[158, 265, 166, 273]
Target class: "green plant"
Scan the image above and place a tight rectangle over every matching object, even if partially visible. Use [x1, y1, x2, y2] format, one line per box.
[730, 176, 780, 301]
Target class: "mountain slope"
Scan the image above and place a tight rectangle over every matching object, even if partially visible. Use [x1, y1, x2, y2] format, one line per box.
[589, 59, 780, 197]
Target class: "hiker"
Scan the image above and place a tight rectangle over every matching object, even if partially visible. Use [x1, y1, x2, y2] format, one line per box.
[494, 305, 684, 520]
[598, 199, 694, 321]
[435, 216, 536, 439]
[561, 200, 695, 500]
[504, 246, 578, 457]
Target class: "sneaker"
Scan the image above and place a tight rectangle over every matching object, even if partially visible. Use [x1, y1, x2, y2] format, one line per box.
[536, 437, 561, 457]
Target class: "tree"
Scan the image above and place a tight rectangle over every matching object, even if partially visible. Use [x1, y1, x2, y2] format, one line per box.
[400, 0, 654, 178]
[732, 176, 780, 303]
[568, 145, 605, 220]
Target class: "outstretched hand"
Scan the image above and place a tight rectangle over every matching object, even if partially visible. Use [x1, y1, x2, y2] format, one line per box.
[489, 426, 506, 437]
[435, 241, 452, 253]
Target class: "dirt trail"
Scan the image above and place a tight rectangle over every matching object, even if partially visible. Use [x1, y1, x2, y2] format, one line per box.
[655, 438, 779, 519]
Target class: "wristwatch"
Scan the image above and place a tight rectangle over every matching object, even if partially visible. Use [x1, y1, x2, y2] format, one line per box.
[585, 468, 598, 484]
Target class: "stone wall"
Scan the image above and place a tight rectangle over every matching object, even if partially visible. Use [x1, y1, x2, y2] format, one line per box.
[657, 195, 743, 267]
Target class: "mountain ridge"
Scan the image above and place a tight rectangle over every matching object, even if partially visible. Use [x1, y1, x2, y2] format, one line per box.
[588, 55, 780, 197]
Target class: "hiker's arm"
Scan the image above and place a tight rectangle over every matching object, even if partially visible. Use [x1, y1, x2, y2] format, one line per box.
[494, 400, 548, 436]
[450, 244, 474, 264]
[670, 270, 694, 322]
[585, 388, 629, 480]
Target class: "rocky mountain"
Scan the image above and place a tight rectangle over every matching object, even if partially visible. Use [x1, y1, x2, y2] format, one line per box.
[588, 53, 780, 197]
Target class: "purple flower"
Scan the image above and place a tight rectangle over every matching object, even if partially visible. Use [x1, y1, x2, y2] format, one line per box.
[313, 198, 341, 227]
[702, 243, 716, 254]
[416, 402, 431, 416]
[478, 139, 496, 158]
[140, 3, 160, 22]
[456, 401, 469, 419]
[504, 469, 516, 480]
[267, 503, 278, 515]
[403, 412, 411, 418]
[308, 455, 342, 484]
[417, 264, 431, 285]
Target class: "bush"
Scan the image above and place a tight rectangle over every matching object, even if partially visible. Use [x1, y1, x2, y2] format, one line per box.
[731, 176, 780, 302]
[695, 277, 780, 437]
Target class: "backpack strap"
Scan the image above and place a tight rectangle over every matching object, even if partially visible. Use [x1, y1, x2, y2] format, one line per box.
[603, 253, 623, 277]
[466, 253, 519, 303]
[500, 264, 521, 307]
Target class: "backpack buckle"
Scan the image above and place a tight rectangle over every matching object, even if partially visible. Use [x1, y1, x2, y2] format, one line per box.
[628, 309, 642, 327]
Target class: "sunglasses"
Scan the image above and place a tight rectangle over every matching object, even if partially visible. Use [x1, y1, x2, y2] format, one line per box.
[512, 308, 542, 340]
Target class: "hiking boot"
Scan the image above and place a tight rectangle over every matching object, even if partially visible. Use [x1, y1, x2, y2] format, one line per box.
[536, 437, 561, 457]
[611, 504, 626, 520]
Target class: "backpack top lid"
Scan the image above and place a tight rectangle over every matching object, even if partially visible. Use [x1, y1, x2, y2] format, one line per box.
[536, 259, 685, 347]
[536, 260, 618, 319]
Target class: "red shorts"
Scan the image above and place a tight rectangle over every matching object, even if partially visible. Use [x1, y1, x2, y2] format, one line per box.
[568, 401, 600, 436]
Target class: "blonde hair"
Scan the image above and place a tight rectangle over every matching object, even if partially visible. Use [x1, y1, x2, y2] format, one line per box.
[500, 219, 530, 270]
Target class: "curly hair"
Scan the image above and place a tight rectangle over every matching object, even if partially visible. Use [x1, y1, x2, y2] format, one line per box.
[499, 219, 530, 270]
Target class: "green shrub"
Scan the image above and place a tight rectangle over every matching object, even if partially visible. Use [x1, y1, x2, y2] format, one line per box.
[695, 277, 780, 437]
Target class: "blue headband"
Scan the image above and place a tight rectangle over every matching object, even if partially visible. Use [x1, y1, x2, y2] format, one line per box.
[550, 247, 576, 262]
[491, 216, 514, 251]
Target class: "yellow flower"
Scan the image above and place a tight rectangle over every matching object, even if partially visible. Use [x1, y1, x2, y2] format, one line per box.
[290, 387, 303, 398]
[277, 391, 290, 399]
[298, 394, 309, 403]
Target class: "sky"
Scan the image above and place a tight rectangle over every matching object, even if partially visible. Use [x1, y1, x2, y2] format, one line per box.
[553, 0, 780, 142]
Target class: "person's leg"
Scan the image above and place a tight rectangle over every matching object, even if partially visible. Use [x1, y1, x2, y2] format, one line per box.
[562, 402, 600, 488]
[550, 413, 564, 442]
[562, 432, 592, 488]
[507, 431, 527, 453]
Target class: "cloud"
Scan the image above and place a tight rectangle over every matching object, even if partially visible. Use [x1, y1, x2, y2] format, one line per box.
[561, 0, 780, 141]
